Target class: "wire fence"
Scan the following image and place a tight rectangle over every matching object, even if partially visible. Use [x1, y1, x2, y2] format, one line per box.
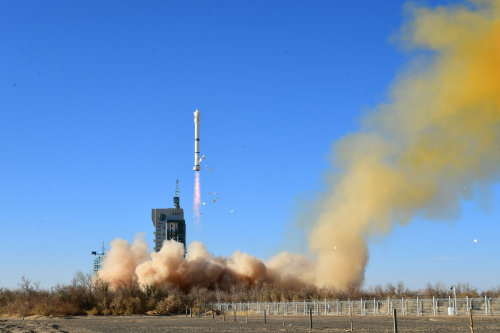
[202, 296, 499, 316]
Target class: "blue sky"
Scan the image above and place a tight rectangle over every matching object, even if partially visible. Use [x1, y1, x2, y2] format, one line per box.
[1, 0, 498, 290]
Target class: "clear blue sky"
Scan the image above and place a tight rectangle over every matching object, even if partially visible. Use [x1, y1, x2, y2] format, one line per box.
[1, 0, 498, 290]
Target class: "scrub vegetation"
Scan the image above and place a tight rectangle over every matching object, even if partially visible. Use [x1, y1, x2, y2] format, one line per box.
[1, 272, 498, 317]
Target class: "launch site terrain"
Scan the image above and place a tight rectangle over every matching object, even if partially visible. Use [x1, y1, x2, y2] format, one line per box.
[1, 314, 500, 332]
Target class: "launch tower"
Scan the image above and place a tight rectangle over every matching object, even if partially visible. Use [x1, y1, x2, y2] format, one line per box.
[151, 179, 186, 252]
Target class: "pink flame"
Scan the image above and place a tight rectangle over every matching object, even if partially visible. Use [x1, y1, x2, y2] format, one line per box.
[193, 172, 201, 223]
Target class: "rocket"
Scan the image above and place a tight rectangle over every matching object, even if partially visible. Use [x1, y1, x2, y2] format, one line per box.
[193, 110, 201, 171]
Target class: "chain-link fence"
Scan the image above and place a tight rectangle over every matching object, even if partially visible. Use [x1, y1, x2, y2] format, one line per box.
[204, 296, 499, 316]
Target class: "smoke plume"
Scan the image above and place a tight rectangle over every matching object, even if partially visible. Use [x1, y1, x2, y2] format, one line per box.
[310, 0, 500, 287]
[98, 235, 314, 290]
[99, 0, 500, 290]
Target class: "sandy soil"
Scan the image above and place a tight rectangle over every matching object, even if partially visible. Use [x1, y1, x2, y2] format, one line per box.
[1, 314, 499, 332]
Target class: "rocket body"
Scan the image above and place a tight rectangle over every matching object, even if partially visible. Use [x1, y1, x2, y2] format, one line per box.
[193, 110, 201, 171]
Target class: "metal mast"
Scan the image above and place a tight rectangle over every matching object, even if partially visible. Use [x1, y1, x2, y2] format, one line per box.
[91, 241, 107, 276]
[174, 179, 181, 208]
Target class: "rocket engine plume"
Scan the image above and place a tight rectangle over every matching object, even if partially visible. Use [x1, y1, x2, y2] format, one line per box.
[193, 172, 201, 223]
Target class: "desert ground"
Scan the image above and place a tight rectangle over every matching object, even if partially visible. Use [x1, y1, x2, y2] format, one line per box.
[1, 314, 499, 333]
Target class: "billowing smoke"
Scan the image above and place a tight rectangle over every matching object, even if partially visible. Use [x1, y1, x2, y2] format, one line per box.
[309, 0, 500, 287]
[98, 234, 314, 290]
[99, 0, 500, 290]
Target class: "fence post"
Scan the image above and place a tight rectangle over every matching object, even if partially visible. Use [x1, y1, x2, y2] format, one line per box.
[325, 299, 327, 315]
[470, 308, 474, 333]
[309, 308, 313, 329]
[350, 304, 353, 331]
[264, 309, 266, 324]
[417, 296, 419, 316]
[388, 297, 390, 315]
[374, 298, 376, 315]
[393, 309, 398, 333]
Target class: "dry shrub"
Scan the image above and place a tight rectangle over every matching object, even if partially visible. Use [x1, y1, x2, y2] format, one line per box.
[12, 300, 33, 317]
[110, 298, 124, 315]
[34, 301, 53, 316]
[102, 308, 112, 316]
[87, 307, 99, 316]
[53, 302, 80, 316]
[125, 297, 143, 314]
[155, 294, 182, 314]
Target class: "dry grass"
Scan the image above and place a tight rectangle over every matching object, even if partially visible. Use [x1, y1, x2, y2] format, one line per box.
[0, 273, 498, 317]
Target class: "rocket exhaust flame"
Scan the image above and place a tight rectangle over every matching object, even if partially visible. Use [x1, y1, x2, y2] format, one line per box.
[193, 172, 201, 223]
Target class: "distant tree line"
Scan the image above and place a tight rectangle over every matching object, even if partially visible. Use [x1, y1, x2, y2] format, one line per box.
[1, 272, 498, 317]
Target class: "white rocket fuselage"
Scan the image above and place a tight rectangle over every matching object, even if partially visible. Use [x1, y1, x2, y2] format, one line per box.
[193, 110, 201, 171]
